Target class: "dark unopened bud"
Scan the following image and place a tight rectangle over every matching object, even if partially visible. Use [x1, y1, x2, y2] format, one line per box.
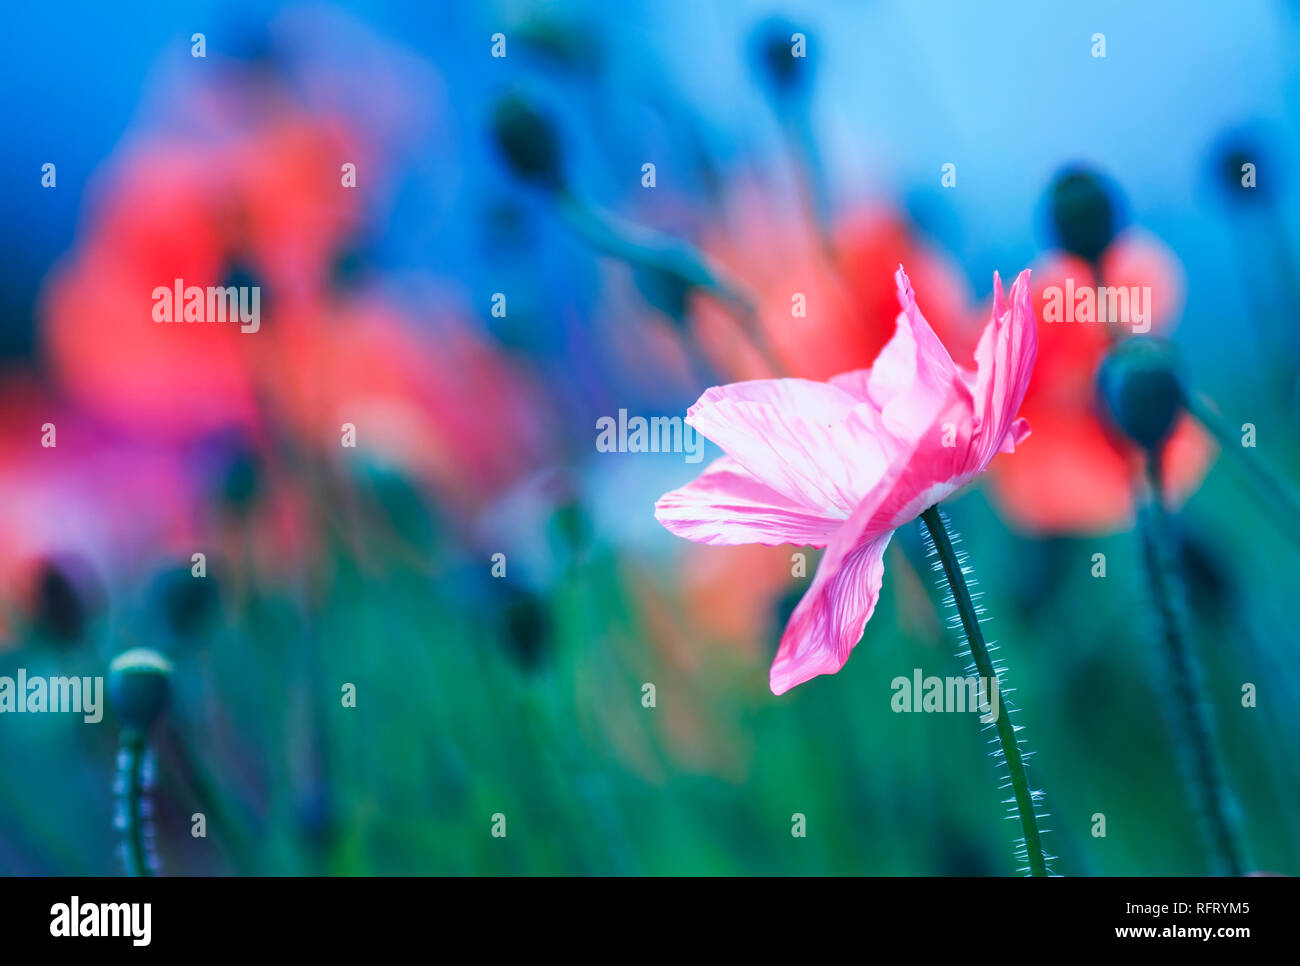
[108, 648, 173, 733]
[751, 17, 812, 99]
[150, 564, 219, 642]
[499, 585, 551, 672]
[211, 440, 262, 516]
[491, 93, 564, 190]
[632, 264, 691, 323]
[1048, 166, 1119, 264]
[1212, 133, 1269, 205]
[1097, 338, 1184, 451]
[27, 554, 105, 646]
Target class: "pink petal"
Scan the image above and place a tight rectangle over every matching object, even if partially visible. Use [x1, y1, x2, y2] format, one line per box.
[827, 367, 873, 401]
[768, 421, 969, 696]
[864, 267, 966, 442]
[770, 529, 893, 695]
[998, 416, 1032, 454]
[768, 409, 947, 695]
[685, 378, 893, 519]
[959, 269, 1038, 477]
[655, 456, 844, 547]
[867, 270, 1035, 507]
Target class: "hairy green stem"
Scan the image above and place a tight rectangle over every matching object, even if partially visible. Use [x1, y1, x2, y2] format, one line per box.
[920, 506, 1048, 876]
[117, 730, 152, 877]
[1140, 452, 1249, 875]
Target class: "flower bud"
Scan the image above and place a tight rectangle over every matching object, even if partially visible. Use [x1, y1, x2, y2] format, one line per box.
[150, 564, 220, 643]
[1097, 337, 1184, 451]
[26, 554, 105, 647]
[1048, 166, 1119, 264]
[751, 17, 812, 100]
[500, 585, 551, 672]
[491, 93, 565, 190]
[632, 264, 691, 324]
[206, 435, 263, 517]
[108, 648, 173, 733]
[1211, 131, 1271, 206]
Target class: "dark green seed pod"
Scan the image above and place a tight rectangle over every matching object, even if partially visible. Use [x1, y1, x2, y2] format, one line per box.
[491, 93, 565, 190]
[150, 564, 220, 643]
[751, 17, 813, 100]
[1048, 167, 1119, 264]
[1097, 337, 1185, 451]
[108, 648, 173, 733]
[499, 585, 552, 673]
[1212, 132, 1270, 206]
[28, 554, 105, 647]
[215, 445, 262, 516]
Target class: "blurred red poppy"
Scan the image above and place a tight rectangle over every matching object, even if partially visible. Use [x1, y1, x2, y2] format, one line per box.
[691, 185, 968, 381]
[41, 109, 361, 443]
[986, 233, 1215, 533]
[268, 293, 553, 516]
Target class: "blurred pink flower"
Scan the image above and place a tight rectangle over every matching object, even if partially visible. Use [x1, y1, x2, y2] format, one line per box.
[0, 371, 199, 646]
[656, 267, 1038, 694]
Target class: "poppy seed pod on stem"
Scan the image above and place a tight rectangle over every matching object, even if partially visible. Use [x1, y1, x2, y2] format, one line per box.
[500, 584, 552, 673]
[490, 93, 565, 191]
[150, 565, 220, 644]
[27, 555, 106, 647]
[213, 441, 263, 517]
[108, 648, 173, 733]
[109, 648, 172, 876]
[1099, 339, 1254, 873]
[1097, 337, 1185, 452]
[488, 92, 772, 373]
[1212, 134, 1271, 206]
[1048, 167, 1119, 266]
[751, 17, 813, 101]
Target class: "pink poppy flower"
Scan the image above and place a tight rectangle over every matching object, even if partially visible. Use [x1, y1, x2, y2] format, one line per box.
[656, 267, 1038, 694]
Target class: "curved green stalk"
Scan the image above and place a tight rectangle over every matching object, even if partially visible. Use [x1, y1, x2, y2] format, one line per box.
[1140, 452, 1249, 875]
[553, 190, 786, 375]
[919, 505, 1049, 876]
